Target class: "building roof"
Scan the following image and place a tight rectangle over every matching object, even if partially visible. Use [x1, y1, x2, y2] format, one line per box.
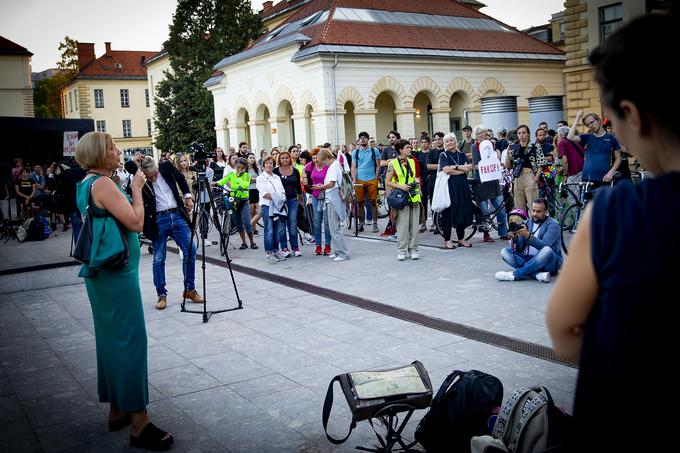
[76, 49, 158, 81]
[0, 36, 33, 57]
[262, 0, 310, 21]
[214, 0, 563, 71]
[145, 49, 169, 67]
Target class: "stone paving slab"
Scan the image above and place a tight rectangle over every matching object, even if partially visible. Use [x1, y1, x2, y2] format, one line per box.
[0, 219, 576, 452]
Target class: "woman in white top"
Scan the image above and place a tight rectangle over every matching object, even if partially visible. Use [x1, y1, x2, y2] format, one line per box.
[313, 148, 350, 261]
[256, 156, 287, 263]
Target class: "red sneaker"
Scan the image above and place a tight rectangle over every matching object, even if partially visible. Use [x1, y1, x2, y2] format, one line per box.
[323, 245, 331, 255]
[315, 245, 322, 255]
[483, 232, 495, 243]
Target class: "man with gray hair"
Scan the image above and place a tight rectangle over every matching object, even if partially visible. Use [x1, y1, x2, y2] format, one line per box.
[137, 156, 203, 310]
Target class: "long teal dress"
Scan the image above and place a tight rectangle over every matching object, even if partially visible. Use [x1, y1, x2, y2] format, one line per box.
[77, 175, 148, 412]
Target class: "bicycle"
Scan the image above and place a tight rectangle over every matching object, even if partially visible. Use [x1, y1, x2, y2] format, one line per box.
[214, 189, 239, 257]
[345, 184, 360, 237]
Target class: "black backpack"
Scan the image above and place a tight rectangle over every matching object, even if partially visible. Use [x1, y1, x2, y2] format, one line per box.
[415, 369, 504, 453]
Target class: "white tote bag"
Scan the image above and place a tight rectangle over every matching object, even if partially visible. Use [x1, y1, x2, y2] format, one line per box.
[431, 171, 451, 213]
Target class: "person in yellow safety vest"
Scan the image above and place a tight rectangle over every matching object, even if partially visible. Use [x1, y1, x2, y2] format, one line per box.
[385, 139, 421, 261]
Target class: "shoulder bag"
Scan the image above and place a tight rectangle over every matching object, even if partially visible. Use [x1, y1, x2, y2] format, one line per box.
[73, 176, 129, 271]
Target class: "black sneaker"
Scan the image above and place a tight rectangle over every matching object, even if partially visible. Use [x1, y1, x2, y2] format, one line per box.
[250, 243, 259, 249]
[358, 224, 365, 232]
[239, 243, 248, 250]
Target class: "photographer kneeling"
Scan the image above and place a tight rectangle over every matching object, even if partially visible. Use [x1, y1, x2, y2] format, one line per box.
[495, 198, 562, 283]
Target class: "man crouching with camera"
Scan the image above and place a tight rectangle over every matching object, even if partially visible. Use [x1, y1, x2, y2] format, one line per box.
[494, 198, 563, 283]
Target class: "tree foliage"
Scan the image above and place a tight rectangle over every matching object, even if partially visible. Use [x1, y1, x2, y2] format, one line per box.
[33, 36, 79, 118]
[154, 0, 264, 152]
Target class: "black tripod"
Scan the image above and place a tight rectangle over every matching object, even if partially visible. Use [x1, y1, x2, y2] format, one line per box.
[180, 167, 243, 323]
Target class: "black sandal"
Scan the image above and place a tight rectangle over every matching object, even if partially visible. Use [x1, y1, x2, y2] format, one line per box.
[130, 422, 174, 451]
[108, 413, 131, 431]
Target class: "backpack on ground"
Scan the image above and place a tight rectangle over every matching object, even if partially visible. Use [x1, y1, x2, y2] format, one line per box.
[415, 369, 504, 453]
[17, 215, 48, 243]
[470, 385, 572, 453]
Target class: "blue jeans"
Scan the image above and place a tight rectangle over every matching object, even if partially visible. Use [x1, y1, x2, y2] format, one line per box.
[278, 198, 299, 250]
[501, 246, 559, 280]
[230, 199, 253, 233]
[69, 210, 82, 243]
[481, 194, 509, 237]
[312, 196, 331, 246]
[262, 205, 281, 253]
[151, 211, 196, 296]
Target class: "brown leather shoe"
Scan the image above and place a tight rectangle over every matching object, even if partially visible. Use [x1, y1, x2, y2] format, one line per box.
[183, 289, 204, 303]
[155, 295, 167, 310]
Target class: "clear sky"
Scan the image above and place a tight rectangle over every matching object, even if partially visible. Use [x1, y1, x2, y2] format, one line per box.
[2, 0, 565, 73]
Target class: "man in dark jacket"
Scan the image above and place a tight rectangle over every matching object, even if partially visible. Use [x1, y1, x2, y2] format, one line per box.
[495, 198, 563, 283]
[139, 156, 203, 310]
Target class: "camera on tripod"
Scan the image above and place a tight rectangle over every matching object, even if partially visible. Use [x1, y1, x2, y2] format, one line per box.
[189, 142, 216, 173]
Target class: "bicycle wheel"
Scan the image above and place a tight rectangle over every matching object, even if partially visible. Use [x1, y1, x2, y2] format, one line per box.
[353, 197, 359, 237]
[433, 212, 445, 239]
[377, 190, 389, 218]
[464, 204, 482, 241]
[219, 213, 232, 257]
[559, 204, 581, 254]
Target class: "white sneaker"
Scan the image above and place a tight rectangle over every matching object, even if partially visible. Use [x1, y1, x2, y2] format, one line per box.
[410, 251, 420, 260]
[535, 272, 551, 283]
[280, 248, 292, 258]
[328, 253, 337, 259]
[389, 234, 398, 241]
[397, 254, 406, 261]
[495, 271, 516, 281]
[293, 249, 302, 257]
[333, 256, 350, 261]
[274, 251, 286, 261]
[265, 253, 278, 263]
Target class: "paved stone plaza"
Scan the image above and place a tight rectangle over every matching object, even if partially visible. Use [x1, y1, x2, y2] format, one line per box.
[0, 222, 577, 452]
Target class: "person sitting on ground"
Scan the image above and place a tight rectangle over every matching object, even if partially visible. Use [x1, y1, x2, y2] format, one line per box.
[217, 157, 258, 250]
[386, 139, 421, 261]
[14, 168, 36, 220]
[495, 198, 562, 282]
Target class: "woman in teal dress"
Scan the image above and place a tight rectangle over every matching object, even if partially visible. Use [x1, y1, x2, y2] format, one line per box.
[75, 132, 173, 450]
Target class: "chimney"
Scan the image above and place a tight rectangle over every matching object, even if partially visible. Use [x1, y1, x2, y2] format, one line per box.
[140, 55, 146, 65]
[105, 42, 112, 53]
[77, 42, 96, 71]
[263, 1, 273, 13]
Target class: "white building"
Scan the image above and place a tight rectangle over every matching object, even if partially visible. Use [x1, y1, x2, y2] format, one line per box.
[61, 42, 158, 157]
[0, 36, 34, 118]
[206, 0, 565, 152]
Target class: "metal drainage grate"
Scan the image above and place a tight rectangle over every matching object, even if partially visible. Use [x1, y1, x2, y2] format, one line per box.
[189, 250, 577, 369]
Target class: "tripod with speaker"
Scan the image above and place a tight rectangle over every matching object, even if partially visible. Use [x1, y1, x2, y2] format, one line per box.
[180, 146, 243, 323]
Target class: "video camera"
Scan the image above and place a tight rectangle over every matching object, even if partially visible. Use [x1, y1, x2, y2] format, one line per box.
[189, 142, 216, 173]
[509, 144, 523, 179]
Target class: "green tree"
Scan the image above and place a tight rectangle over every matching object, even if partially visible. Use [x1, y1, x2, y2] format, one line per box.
[154, 0, 263, 152]
[33, 36, 79, 118]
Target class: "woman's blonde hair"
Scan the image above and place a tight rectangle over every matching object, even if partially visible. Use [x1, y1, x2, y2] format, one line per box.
[173, 154, 191, 175]
[75, 131, 111, 170]
[276, 150, 292, 167]
[317, 148, 334, 161]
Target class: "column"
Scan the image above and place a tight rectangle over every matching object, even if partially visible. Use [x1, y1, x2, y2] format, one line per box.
[292, 114, 309, 149]
[229, 127, 240, 152]
[430, 108, 450, 134]
[214, 126, 228, 150]
[395, 109, 417, 139]
[248, 121, 260, 153]
[354, 109, 378, 140]
[312, 110, 345, 148]
[269, 118, 280, 149]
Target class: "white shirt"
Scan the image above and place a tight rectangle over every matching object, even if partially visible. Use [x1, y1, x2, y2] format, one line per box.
[256, 171, 285, 207]
[324, 160, 343, 203]
[152, 172, 178, 212]
[526, 222, 543, 256]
